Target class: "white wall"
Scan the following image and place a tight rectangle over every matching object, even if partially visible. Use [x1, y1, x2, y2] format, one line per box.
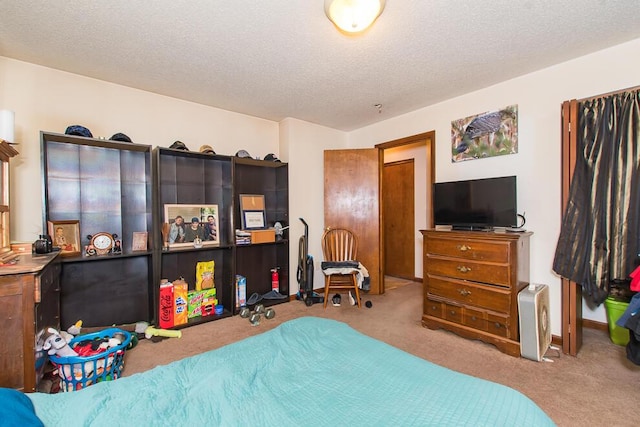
[349, 38, 640, 333]
[279, 118, 348, 291]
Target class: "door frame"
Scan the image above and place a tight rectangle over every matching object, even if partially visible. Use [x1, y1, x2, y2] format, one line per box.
[376, 131, 436, 287]
[383, 158, 416, 280]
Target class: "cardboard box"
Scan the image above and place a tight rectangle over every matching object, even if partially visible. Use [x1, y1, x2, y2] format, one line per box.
[236, 275, 246, 308]
[201, 288, 218, 317]
[173, 279, 188, 326]
[158, 281, 174, 328]
[187, 290, 204, 318]
[249, 229, 275, 244]
[189, 288, 218, 318]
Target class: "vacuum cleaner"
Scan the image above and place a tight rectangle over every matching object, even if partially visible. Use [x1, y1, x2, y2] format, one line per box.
[296, 218, 324, 306]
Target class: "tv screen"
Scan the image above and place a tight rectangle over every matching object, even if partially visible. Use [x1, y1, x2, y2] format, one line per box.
[433, 176, 517, 230]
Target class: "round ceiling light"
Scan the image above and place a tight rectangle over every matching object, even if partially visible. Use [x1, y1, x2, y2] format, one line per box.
[324, 0, 386, 34]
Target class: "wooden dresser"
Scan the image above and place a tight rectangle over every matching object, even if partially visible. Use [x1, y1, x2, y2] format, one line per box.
[421, 229, 532, 356]
[0, 252, 60, 391]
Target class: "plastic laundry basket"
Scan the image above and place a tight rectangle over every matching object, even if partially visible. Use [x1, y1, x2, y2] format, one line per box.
[604, 297, 630, 346]
[49, 328, 131, 392]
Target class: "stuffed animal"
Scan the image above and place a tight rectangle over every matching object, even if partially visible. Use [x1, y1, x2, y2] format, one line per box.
[59, 320, 83, 343]
[67, 320, 83, 336]
[42, 328, 78, 358]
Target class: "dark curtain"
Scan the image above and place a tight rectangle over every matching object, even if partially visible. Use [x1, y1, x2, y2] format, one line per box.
[553, 90, 640, 306]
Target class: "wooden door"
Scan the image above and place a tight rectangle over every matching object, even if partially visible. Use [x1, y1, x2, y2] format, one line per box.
[383, 160, 415, 279]
[561, 100, 583, 356]
[324, 149, 382, 294]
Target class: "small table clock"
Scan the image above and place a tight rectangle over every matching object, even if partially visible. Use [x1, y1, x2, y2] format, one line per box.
[87, 232, 117, 256]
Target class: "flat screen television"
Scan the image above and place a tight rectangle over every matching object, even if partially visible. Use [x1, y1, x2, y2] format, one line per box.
[433, 176, 517, 230]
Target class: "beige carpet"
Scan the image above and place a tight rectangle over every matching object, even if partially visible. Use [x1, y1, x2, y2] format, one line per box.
[123, 282, 640, 427]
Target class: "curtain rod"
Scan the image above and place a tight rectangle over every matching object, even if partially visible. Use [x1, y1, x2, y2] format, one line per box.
[577, 84, 640, 103]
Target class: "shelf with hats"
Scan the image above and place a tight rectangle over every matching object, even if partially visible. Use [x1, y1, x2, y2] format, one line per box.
[40, 131, 155, 328]
[154, 147, 290, 325]
[39, 130, 289, 330]
[153, 146, 235, 328]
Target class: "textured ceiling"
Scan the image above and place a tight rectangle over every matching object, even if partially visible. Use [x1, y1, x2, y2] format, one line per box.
[1, 1, 639, 131]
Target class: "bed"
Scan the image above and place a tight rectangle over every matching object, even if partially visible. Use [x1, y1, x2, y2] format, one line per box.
[8, 317, 554, 426]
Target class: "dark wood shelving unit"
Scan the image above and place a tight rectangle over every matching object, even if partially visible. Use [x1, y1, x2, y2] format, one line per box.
[40, 134, 290, 330]
[153, 149, 289, 325]
[41, 132, 154, 328]
[233, 158, 289, 312]
[153, 147, 234, 326]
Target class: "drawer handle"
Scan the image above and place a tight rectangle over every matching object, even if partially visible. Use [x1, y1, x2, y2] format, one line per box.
[458, 289, 471, 296]
[450, 310, 456, 315]
[494, 322, 502, 329]
[457, 244, 471, 252]
[456, 265, 471, 273]
[471, 316, 477, 321]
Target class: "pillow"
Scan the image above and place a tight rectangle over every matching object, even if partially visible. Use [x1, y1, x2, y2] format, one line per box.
[0, 388, 44, 426]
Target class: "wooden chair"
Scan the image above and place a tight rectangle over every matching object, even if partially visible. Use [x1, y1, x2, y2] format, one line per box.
[321, 227, 361, 308]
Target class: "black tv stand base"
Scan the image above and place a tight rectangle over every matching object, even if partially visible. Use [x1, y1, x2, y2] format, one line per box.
[451, 225, 493, 232]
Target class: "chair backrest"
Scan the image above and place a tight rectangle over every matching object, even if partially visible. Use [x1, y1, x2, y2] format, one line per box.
[321, 228, 358, 262]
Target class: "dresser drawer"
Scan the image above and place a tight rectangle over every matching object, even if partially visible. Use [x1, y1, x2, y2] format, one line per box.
[426, 256, 510, 287]
[424, 297, 463, 323]
[427, 275, 511, 313]
[487, 312, 510, 338]
[426, 236, 510, 263]
[463, 307, 486, 330]
[34, 260, 60, 303]
[424, 296, 510, 339]
[444, 303, 463, 323]
[425, 298, 444, 318]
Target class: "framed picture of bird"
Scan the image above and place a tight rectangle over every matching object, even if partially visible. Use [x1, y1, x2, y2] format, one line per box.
[451, 104, 518, 162]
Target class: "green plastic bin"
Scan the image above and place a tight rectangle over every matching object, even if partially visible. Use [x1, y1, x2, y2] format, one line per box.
[604, 297, 630, 346]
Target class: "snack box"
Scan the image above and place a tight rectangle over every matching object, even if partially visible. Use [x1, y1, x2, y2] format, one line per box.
[188, 288, 218, 318]
[201, 288, 218, 317]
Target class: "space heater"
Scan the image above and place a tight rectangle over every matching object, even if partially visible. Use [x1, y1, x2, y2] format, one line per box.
[518, 284, 551, 361]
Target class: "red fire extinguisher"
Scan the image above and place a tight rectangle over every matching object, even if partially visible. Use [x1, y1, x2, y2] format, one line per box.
[271, 267, 279, 292]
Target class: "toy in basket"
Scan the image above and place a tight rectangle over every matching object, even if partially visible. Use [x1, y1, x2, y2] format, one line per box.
[47, 327, 132, 392]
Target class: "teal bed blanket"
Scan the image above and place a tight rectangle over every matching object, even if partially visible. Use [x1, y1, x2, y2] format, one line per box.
[26, 317, 554, 426]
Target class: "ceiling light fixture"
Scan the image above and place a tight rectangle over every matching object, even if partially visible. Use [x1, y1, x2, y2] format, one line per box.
[324, 0, 385, 34]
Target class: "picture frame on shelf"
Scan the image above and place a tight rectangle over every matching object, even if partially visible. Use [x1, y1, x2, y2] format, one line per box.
[239, 194, 266, 229]
[132, 231, 148, 251]
[47, 220, 81, 257]
[164, 204, 220, 248]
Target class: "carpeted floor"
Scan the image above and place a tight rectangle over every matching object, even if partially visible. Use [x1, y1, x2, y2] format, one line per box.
[123, 280, 640, 427]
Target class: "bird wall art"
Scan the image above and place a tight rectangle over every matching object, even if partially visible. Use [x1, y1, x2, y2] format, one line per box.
[451, 105, 518, 162]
